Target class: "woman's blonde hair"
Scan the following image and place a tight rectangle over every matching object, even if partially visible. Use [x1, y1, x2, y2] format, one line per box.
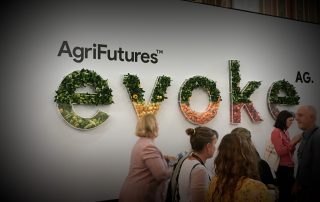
[135, 114, 158, 138]
[212, 132, 259, 201]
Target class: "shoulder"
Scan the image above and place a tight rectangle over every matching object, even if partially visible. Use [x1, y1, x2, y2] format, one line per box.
[237, 178, 272, 202]
[311, 127, 320, 143]
[209, 176, 218, 188]
[136, 138, 156, 149]
[241, 178, 268, 190]
[271, 128, 281, 135]
[134, 138, 155, 150]
[271, 128, 283, 141]
[238, 178, 272, 202]
[314, 127, 320, 137]
[181, 159, 204, 171]
[136, 137, 152, 145]
[259, 159, 271, 170]
[190, 162, 207, 176]
[207, 176, 218, 194]
[138, 138, 162, 160]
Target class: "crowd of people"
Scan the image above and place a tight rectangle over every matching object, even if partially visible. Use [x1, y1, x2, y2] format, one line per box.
[118, 105, 319, 202]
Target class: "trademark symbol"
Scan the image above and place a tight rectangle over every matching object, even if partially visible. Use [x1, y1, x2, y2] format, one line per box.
[156, 49, 163, 54]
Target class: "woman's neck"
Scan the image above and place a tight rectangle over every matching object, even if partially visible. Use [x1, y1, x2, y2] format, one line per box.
[192, 152, 207, 165]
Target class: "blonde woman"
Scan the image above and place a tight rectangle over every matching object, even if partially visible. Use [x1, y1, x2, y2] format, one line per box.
[119, 114, 173, 202]
[206, 133, 272, 202]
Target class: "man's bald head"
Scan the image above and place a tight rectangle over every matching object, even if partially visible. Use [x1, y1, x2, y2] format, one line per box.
[295, 105, 317, 131]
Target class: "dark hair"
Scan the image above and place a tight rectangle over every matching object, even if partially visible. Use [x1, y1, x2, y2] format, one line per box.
[186, 126, 218, 152]
[274, 110, 294, 131]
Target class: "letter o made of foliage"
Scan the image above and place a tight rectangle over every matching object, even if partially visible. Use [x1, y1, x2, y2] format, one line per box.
[179, 76, 221, 125]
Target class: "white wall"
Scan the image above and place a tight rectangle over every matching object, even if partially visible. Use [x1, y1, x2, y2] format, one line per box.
[2, 0, 319, 201]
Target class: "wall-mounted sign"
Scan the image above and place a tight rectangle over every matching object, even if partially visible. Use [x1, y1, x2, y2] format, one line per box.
[54, 60, 300, 130]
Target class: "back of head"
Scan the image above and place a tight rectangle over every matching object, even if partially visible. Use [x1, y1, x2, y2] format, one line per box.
[186, 126, 218, 152]
[213, 133, 259, 200]
[231, 127, 259, 156]
[231, 127, 251, 142]
[296, 105, 317, 131]
[215, 132, 259, 177]
[135, 114, 158, 138]
[299, 105, 317, 120]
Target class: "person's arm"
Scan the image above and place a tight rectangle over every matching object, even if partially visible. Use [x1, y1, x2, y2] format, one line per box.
[145, 158, 172, 181]
[143, 145, 172, 181]
[164, 155, 177, 166]
[289, 133, 302, 153]
[190, 166, 209, 202]
[290, 133, 302, 146]
[271, 129, 290, 156]
[311, 132, 320, 187]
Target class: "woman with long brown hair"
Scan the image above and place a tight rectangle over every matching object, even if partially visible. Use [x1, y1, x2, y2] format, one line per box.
[206, 132, 272, 202]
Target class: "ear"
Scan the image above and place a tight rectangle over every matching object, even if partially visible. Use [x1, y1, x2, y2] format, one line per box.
[206, 143, 211, 151]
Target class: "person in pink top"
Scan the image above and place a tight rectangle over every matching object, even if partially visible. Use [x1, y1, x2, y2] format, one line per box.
[119, 114, 174, 202]
[271, 110, 302, 202]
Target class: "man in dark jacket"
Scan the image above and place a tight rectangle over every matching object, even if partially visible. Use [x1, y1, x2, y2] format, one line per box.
[294, 105, 319, 202]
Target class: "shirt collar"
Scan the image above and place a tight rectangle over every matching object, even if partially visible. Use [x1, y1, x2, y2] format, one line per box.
[302, 126, 318, 139]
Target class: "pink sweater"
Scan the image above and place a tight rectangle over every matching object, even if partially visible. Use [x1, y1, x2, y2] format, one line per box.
[271, 128, 294, 167]
[119, 137, 172, 202]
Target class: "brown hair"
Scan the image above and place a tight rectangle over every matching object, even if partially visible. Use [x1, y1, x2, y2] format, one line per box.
[212, 132, 259, 201]
[135, 114, 158, 138]
[231, 127, 251, 141]
[186, 126, 218, 152]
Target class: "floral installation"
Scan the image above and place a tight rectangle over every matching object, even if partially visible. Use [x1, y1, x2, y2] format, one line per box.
[122, 73, 171, 118]
[267, 79, 300, 119]
[54, 69, 113, 129]
[57, 104, 108, 129]
[229, 60, 262, 124]
[179, 76, 221, 125]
